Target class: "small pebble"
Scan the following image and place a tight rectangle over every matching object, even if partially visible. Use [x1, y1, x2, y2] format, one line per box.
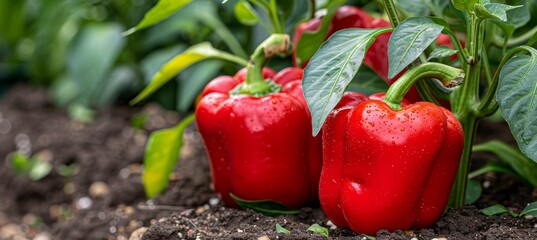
[22, 214, 38, 226]
[258, 236, 270, 240]
[89, 181, 110, 198]
[63, 182, 75, 195]
[33, 232, 52, 240]
[124, 207, 135, 217]
[524, 215, 534, 220]
[326, 220, 337, 230]
[0, 224, 24, 239]
[237, 229, 244, 233]
[76, 197, 93, 209]
[483, 181, 491, 188]
[432, 238, 448, 240]
[209, 198, 220, 207]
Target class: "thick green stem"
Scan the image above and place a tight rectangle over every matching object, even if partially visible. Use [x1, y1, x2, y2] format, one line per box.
[449, 115, 478, 207]
[233, 34, 289, 97]
[384, 63, 464, 110]
[382, 0, 400, 27]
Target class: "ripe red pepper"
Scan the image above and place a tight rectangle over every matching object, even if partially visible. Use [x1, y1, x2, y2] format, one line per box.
[195, 66, 322, 209]
[320, 91, 464, 235]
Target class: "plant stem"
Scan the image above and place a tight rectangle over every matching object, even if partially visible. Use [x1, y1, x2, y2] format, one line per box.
[384, 63, 464, 110]
[308, 0, 315, 19]
[382, 0, 400, 27]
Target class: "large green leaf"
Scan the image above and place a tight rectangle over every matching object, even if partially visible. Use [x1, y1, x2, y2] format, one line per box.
[124, 0, 193, 35]
[67, 23, 125, 107]
[294, 0, 345, 67]
[472, 140, 537, 186]
[497, 52, 537, 163]
[131, 42, 247, 105]
[475, 3, 521, 22]
[303, 28, 390, 136]
[143, 114, 195, 198]
[229, 193, 301, 217]
[388, 17, 443, 78]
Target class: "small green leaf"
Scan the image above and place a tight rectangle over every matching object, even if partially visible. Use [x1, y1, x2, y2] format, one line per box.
[303, 28, 390, 136]
[11, 152, 31, 174]
[131, 43, 247, 105]
[481, 204, 511, 216]
[143, 114, 195, 198]
[28, 159, 52, 181]
[475, 3, 521, 22]
[275, 224, 290, 234]
[451, 0, 478, 12]
[473, 141, 537, 186]
[57, 164, 80, 177]
[124, 0, 193, 35]
[346, 65, 390, 95]
[67, 103, 96, 123]
[307, 223, 329, 237]
[520, 201, 537, 217]
[388, 17, 443, 78]
[497, 51, 537, 163]
[294, 0, 345, 66]
[428, 46, 459, 60]
[229, 193, 301, 217]
[234, 0, 258, 26]
[465, 179, 482, 205]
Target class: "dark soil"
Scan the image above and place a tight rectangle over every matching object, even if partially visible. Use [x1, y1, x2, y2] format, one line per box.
[0, 85, 536, 240]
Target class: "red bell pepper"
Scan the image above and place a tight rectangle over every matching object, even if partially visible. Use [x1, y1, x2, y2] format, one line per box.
[195, 35, 321, 209]
[320, 64, 464, 235]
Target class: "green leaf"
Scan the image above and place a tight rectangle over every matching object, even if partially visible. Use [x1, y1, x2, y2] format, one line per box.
[294, 0, 345, 66]
[143, 114, 195, 198]
[275, 224, 290, 234]
[346, 65, 390, 95]
[307, 223, 329, 237]
[528, 30, 537, 46]
[388, 17, 444, 78]
[131, 43, 247, 105]
[234, 0, 258, 26]
[67, 103, 96, 123]
[124, 0, 193, 35]
[67, 23, 125, 107]
[28, 159, 52, 181]
[229, 193, 301, 217]
[428, 46, 459, 60]
[397, 0, 431, 17]
[520, 201, 537, 217]
[481, 204, 511, 216]
[303, 28, 390, 136]
[451, 0, 478, 12]
[505, 0, 530, 29]
[475, 3, 521, 22]
[497, 52, 537, 163]
[11, 152, 31, 174]
[465, 179, 482, 205]
[472, 141, 537, 186]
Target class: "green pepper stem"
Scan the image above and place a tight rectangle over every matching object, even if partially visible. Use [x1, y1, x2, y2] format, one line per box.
[237, 34, 290, 96]
[383, 63, 465, 110]
[382, 0, 400, 27]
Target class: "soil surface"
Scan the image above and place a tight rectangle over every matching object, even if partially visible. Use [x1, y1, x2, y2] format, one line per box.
[0, 85, 536, 240]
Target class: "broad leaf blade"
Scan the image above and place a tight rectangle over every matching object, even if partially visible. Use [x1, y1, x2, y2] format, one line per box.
[229, 193, 301, 216]
[388, 17, 443, 78]
[294, 0, 345, 66]
[234, 0, 258, 26]
[428, 46, 459, 60]
[475, 3, 521, 22]
[451, 0, 478, 12]
[124, 0, 193, 35]
[521, 201, 537, 217]
[347, 65, 390, 95]
[303, 28, 390, 136]
[497, 53, 537, 163]
[307, 224, 329, 237]
[131, 42, 247, 104]
[143, 114, 195, 198]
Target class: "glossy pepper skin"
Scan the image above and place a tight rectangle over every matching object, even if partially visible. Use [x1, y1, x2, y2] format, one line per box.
[320, 92, 464, 235]
[195, 67, 322, 209]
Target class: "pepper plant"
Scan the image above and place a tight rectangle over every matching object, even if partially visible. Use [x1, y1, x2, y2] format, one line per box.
[301, 0, 537, 233]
